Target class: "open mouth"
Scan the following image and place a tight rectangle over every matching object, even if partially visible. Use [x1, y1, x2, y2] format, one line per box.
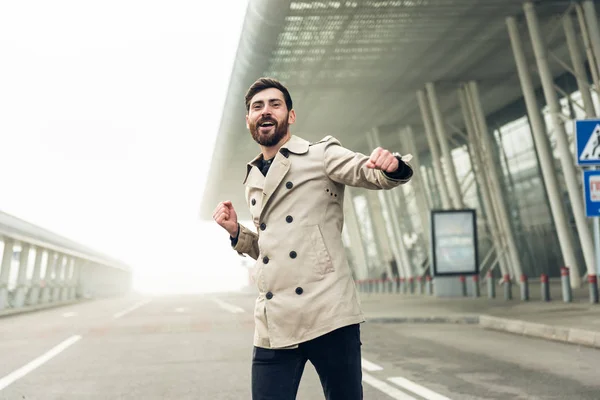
[258, 120, 276, 133]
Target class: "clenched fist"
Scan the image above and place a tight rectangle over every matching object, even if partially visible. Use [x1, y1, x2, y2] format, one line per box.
[365, 147, 399, 173]
[213, 200, 238, 237]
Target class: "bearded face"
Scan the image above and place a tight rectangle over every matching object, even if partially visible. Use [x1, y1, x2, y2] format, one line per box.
[248, 112, 290, 147]
[246, 88, 295, 148]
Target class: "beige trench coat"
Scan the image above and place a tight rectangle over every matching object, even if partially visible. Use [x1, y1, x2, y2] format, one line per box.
[232, 135, 412, 349]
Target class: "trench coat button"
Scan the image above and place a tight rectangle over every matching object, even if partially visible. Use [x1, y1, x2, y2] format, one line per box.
[286, 215, 293, 223]
[290, 251, 297, 259]
[266, 292, 273, 300]
[251, 199, 256, 206]
[263, 256, 269, 264]
[286, 181, 293, 189]
[295, 287, 303, 295]
[260, 223, 266, 231]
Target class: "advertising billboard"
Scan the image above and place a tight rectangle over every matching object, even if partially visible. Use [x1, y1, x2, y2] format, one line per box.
[430, 209, 478, 276]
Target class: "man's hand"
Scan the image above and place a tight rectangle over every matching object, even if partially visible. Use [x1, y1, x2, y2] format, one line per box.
[366, 147, 399, 173]
[213, 200, 238, 237]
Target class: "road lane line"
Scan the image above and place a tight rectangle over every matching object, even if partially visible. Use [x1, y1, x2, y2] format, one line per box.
[211, 298, 245, 314]
[361, 358, 384, 371]
[388, 377, 452, 400]
[62, 312, 77, 318]
[113, 299, 151, 319]
[0, 335, 82, 391]
[362, 372, 417, 400]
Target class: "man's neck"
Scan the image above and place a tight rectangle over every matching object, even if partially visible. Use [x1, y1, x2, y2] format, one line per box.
[261, 133, 291, 160]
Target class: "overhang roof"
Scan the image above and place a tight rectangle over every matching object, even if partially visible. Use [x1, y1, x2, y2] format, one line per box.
[201, 0, 580, 221]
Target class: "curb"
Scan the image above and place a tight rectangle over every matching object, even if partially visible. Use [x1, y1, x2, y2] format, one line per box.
[366, 316, 480, 324]
[0, 299, 88, 318]
[479, 315, 600, 349]
[366, 313, 600, 349]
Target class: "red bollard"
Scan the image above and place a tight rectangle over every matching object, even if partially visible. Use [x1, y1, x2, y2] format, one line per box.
[503, 274, 512, 300]
[588, 275, 598, 303]
[540, 273, 550, 301]
[425, 275, 433, 295]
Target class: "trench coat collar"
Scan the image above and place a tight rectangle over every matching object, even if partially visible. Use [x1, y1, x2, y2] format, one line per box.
[243, 135, 309, 186]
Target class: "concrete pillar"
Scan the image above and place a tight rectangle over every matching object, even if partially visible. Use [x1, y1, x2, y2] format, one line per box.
[369, 129, 413, 280]
[416, 90, 452, 209]
[344, 188, 371, 280]
[457, 86, 510, 279]
[425, 82, 464, 209]
[61, 257, 72, 301]
[466, 81, 524, 281]
[13, 243, 30, 308]
[52, 254, 65, 301]
[524, 1, 595, 283]
[40, 251, 55, 303]
[28, 247, 44, 305]
[69, 258, 81, 299]
[563, 13, 596, 116]
[0, 238, 15, 310]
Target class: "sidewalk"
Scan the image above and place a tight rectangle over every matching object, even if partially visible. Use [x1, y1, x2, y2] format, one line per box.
[359, 280, 600, 349]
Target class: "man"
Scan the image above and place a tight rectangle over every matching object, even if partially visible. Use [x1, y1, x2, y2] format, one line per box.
[213, 77, 413, 399]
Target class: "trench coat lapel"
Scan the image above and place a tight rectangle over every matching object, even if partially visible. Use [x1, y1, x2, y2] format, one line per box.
[260, 152, 290, 218]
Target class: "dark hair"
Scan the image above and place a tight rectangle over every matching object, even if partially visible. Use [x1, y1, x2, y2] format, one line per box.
[245, 77, 293, 112]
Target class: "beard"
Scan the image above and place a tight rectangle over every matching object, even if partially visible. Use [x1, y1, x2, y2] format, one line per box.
[249, 114, 289, 147]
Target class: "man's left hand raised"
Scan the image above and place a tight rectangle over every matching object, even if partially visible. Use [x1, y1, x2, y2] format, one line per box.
[365, 147, 399, 173]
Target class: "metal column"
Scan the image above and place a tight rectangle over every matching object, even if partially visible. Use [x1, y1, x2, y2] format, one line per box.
[563, 13, 596, 116]
[524, 1, 595, 284]
[417, 90, 452, 209]
[368, 129, 413, 280]
[13, 243, 30, 308]
[52, 254, 65, 301]
[506, 16, 580, 288]
[0, 238, 14, 310]
[425, 82, 464, 209]
[582, 0, 600, 80]
[466, 81, 524, 281]
[365, 190, 396, 277]
[457, 86, 510, 279]
[402, 126, 431, 243]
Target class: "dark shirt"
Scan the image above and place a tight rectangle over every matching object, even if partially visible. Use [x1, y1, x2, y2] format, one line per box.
[230, 155, 412, 245]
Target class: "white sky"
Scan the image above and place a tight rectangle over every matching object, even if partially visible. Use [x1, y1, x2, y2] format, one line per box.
[0, 0, 252, 294]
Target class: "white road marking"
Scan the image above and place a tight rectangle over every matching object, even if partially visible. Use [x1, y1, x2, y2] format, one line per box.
[113, 299, 151, 319]
[362, 372, 417, 400]
[388, 377, 452, 400]
[62, 312, 77, 318]
[361, 358, 384, 371]
[0, 335, 82, 391]
[211, 298, 245, 314]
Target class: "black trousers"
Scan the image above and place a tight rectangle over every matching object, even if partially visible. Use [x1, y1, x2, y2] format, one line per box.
[251, 323, 363, 400]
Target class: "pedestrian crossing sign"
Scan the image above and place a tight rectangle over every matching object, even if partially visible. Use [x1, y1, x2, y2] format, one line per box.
[583, 170, 600, 217]
[575, 119, 600, 166]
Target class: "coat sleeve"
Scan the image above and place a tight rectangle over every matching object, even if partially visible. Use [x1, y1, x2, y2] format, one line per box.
[323, 136, 412, 189]
[232, 223, 260, 260]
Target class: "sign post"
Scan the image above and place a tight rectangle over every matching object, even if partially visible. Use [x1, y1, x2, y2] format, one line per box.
[575, 119, 600, 303]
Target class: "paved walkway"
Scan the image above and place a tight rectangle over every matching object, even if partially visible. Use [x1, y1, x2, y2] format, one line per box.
[359, 280, 600, 349]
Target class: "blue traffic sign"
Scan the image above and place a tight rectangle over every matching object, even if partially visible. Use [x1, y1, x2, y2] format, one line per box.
[583, 170, 600, 217]
[575, 119, 600, 166]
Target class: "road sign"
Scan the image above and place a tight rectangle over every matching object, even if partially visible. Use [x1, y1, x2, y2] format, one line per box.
[576, 119, 600, 166]
[583, 170, 600, 217]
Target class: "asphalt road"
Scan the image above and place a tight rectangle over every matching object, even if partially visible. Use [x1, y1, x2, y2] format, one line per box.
[0, 292, 598, 399]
